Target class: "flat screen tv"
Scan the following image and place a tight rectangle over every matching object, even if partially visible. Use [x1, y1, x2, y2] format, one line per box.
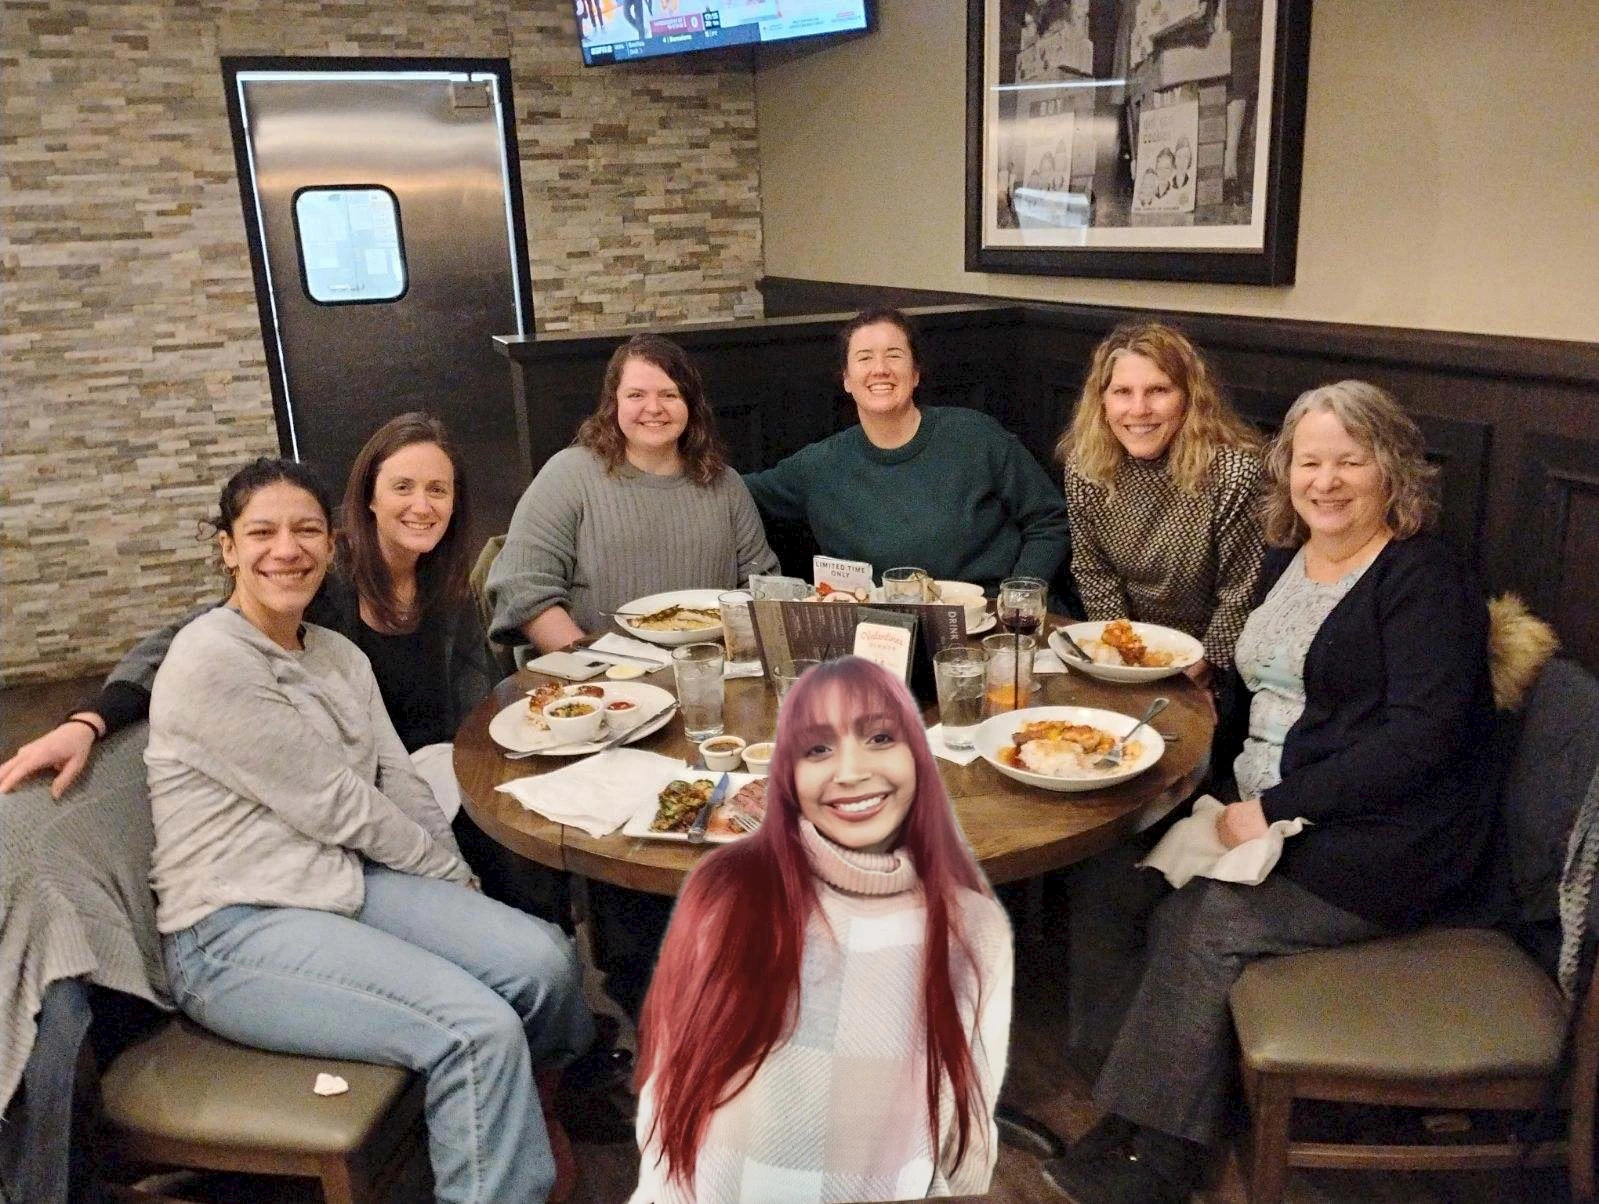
[577, 1, 874, 67]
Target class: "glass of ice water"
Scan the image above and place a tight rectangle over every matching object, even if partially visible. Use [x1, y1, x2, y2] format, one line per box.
[933, 646, 988, 749]
[672, 642, 726, 741]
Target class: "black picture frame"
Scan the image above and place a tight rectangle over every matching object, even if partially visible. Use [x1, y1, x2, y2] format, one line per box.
[965, 0, 1312, 285]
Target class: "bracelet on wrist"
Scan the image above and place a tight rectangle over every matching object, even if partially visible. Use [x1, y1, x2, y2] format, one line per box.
[62, 715, 104, 741]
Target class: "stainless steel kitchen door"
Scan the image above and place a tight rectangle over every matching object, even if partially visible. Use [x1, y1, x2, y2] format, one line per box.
[227, 61, 533, 541]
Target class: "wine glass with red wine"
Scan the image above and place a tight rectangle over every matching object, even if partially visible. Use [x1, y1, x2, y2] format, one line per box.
[997, 577, 1047, 706]
[997, 576, 1047, 637]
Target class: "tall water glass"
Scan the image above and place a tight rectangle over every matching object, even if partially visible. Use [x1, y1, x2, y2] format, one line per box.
[719, 590, 761, 674]
[672, 643, 726, 741]
[983, 633, 1036, 713]
[933, 647, 988, 749]
[772, 658, 821, 706]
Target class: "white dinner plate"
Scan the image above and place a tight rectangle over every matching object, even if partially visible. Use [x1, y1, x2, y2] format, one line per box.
[973, 705, 1165, 793]
[621, 772, 763, 843]
[1050, 621, 1203, 684]
[613, 589, 727, 647]
[487, 681, 676, 755]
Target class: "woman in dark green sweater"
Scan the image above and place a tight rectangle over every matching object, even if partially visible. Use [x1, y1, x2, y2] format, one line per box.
[743, 308, 1070, 593]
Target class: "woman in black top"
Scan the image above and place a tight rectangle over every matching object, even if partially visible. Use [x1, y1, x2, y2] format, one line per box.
[1043, 382, 1496, 1204]
[1, 413, 489, 779]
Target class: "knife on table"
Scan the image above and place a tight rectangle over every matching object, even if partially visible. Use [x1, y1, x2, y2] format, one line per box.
[686, 772, 732, 845]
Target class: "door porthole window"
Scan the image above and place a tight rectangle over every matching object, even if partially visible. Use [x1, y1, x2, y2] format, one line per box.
[292, 185, 407, 304]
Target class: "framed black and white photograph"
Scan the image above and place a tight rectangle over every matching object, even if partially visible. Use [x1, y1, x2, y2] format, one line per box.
[965, 0, 1312, 285]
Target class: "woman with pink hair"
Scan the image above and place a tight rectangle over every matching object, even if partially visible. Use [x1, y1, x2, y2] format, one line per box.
[629, 657, 1013, 1202]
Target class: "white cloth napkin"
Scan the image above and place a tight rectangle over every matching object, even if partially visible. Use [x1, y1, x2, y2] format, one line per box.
[588, 633, 673, 669]
[496, 748, 687, 838]
[926, 724, 983, 766]
[1139, 795, 1309, 889]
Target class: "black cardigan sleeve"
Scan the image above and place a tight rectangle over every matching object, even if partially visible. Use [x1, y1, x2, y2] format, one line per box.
[1259, 540, 1486, 825]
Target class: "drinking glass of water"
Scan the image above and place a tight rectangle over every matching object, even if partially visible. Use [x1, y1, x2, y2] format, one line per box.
[672, 642, 726, 741]
[933, 646, 988, 749]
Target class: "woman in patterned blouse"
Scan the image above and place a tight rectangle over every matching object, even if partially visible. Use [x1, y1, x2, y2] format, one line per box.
[1057, 322, 1266, 688]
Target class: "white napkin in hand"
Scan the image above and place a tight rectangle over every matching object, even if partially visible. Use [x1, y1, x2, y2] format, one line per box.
[926, 724, 983, 766]
[1139, 795, 1308, 889]
[496, 748, 687, 837]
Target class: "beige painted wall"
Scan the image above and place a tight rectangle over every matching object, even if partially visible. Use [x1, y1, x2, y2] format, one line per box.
[756, 0, 1599, 343]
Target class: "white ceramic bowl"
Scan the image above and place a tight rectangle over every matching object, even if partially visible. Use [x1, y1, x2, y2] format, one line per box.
[742, 741, 774, 776]
[542, 697, 604, 743]
[613, 588, 727, 647]
[935, 580, 988, 628]
[973, 705, 1165, 793]
[700, 735, 747, 772]
[1051, 621, 1203, 684]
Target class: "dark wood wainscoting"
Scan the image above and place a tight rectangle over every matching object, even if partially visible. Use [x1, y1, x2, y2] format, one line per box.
[496, 290, 1598, 670]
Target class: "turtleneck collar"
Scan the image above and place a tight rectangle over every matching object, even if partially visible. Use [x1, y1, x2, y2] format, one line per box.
[799, 819, 919, 897]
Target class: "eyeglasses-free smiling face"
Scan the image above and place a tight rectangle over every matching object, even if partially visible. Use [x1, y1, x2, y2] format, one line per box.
[842, 321, 920, 423]
[1289, 407, 1390, 547]
[219, 481, 333, 634]
[616, 356, 689, 464]
[790, 687, 917, 855]
[1103, 351, 1187, 461]
[369, 441, 454, 565]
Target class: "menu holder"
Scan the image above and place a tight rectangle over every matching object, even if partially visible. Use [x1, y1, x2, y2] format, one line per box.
[749, 600, 970, 702]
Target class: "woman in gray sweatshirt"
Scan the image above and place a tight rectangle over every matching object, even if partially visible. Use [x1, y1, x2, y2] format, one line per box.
[145, 458, 591, 1204]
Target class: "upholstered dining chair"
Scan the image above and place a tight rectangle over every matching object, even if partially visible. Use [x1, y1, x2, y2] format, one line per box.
[1228, 655, 1599, 1204]
[1, 722, 431, 1203]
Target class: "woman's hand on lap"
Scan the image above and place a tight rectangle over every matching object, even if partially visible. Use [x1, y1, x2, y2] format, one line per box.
[1216, 798, 1267, 848]
[0, 716, 103, 799]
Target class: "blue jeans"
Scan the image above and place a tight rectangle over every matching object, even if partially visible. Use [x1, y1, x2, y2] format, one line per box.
[163, 864, 592, 1204]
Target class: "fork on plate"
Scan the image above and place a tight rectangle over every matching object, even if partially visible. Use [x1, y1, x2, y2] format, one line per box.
[725, 809, 760, 834]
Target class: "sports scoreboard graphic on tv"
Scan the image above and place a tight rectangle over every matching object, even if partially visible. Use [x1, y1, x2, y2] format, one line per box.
[577, 0, 871, 66]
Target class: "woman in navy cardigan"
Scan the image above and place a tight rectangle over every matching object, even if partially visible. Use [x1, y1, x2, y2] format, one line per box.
[1044, 382, 1497, 1204]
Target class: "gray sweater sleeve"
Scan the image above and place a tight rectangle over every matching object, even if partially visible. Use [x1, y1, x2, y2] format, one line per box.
[486, 449, 586, 643]
[151, 619, 470, 884]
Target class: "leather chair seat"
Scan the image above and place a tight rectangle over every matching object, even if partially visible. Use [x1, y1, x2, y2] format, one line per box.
[1231, 927, 1567, 1081]
[100, 1018, 417, 1155]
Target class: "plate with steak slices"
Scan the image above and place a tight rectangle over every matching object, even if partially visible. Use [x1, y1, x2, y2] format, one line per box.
[623, 773, 765, 843]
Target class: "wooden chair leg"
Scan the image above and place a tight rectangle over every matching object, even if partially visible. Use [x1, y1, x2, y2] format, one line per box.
[317, 1155, 359, 1204]
[1245, 1069, 1294, 1204]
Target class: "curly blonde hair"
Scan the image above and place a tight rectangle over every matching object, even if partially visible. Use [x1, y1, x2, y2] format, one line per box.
[1261, 380, 1439, 547]
[1057, 321, 1261, 496]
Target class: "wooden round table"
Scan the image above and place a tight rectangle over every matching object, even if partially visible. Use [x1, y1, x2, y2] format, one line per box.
[455, 636, 1215, 897]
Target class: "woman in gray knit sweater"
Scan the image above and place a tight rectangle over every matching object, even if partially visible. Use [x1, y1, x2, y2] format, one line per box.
[146, 459, 591, 1204]
[487, 333, 778, 654]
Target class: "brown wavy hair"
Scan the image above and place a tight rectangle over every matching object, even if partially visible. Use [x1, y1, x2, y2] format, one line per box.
[1262, 380, 1439, 547]
[577, 334, 726, 487]
[1056, 321, 1261, 496]
[339, 413, 472, 632]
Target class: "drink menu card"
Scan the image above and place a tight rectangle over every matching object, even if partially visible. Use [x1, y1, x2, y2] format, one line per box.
[750, 600, 969, 701]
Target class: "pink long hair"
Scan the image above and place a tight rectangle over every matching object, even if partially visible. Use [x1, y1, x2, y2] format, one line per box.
[634, 656, 997, 1189]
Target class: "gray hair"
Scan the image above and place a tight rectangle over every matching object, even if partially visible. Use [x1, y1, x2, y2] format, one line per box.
[1261, 380, 1439, 547]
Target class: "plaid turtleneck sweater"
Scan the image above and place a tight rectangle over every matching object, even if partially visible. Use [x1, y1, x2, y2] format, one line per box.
[1064, 444, 1265, 671]
[629, 822, 1013, 1203]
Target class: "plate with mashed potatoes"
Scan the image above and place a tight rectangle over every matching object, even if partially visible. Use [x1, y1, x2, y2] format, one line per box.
[973, 705, 1164, 791]
[1050, 619, 1202, 683]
